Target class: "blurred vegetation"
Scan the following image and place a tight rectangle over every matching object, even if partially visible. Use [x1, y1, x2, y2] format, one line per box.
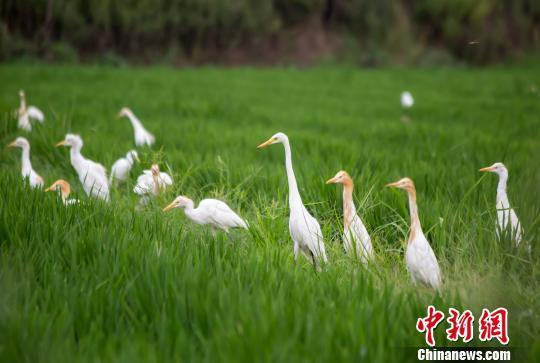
[0, 0, 539, 65]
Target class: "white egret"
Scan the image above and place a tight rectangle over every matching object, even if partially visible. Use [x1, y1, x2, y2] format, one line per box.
[387, 177, 441, 289]
[45, 179, 79, 205]
[326, 170, 373, 263]
[7, 137, 44, 188]
[110, 150, 140, 184]
[117, 107, 155, 147]
[133, 164, 173, 203]
[401, 91, 414, 108]
[55, 134, 110, 201]
[257, 132, 328, 266]
[17, 90, 44, 131]
[163, 196, 248, 232]
[479, 162, 523, 244]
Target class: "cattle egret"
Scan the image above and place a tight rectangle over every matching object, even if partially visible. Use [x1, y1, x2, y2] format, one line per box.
[401, 91, 414, 108]
[387, 177, 441, 289]
[479, 162, 523, 244]
[7, 137, 44, 188]
[117, 107, 155, 147]
[257, 132, 328, 267]
[110, 150, 140, 184]
[18, 90, 44, 131]
[45, 179, 79, 205]
[326, 170, 373, 263]
[55, 134, 109, 201]
[163, 196, 248, 232]
[134, 164, 173, 204]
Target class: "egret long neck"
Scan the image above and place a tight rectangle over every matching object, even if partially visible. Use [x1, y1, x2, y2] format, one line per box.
[20, 146, 32, 176]
[70, 146, 85, 175]
[342, 181, 355, 229]
[407, 187, 422, 241]
[282, 139, 302, 207]
[496, 173, 510, 209]
[126, 112, 144, 131]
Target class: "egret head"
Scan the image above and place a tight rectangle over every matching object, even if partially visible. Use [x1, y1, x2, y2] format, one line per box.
[479, 162, 508, 177]
[257, 132, 288, 148]
[55, 134, 83, 148]
[150, 164, 160, 176]
[163, 196, 193, 211]
[45, 179, 71, 196]
[117, 107, 131, 118]
[19, 90, 25, 99]
[7, 137, 30, 149]
[326, 170, 352, 186]
[386, 177, 415, 192]
[401, 91, 414, 108]
[127, 150, 140, 163]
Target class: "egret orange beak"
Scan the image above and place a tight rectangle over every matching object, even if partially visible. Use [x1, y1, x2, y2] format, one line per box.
[479, 166, 496, 172]
[116, 112, 123, 118]
[385, 181, 400, 188]
[326, 176, 339, 184]
[257, 137, 276, 149]
[55, 140, 67, 147]
[162, 201, 176, 212]
[134, 155, 141, 163]
[6, 141, 16, 148]
[44, 186, 53, 192]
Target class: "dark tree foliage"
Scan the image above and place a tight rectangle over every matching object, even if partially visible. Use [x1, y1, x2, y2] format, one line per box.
[0, 0, 538, 64]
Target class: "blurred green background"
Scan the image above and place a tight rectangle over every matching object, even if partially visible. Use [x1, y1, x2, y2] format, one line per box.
[1, 0, 539, 66]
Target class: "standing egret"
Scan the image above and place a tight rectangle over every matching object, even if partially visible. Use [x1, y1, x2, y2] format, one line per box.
[117, 107, 155, 147]
[479, 162, 523, 244]
[110, 150, 140, 184]
[7, 137, 44, 188]
[163, 196, 248, 233]
[326, 170, 373, 263]
[134, 164, 173, 203]
[17, 90, 45, 131]
[55, 134, 110, 201]
[401, 91, 414, 108]
[257, 132, 328, 266]
[45, 179, 79, 205]
[386, 177, 441, 289]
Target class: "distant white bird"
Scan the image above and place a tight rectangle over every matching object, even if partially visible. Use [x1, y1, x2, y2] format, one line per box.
[387, 177, 441, 289]
[479, 162, 523, 245]
[7, 137, 44, 188]
[55, 134, 110, 201]
[110, 150, 140, 184]
[117, 107, 155, 147]
[17, 90, 45, 131]
[133, 164, 173, 202]
[163, 196, 248, 232]
[45, 179, 79, 205]
[401, 91, 414, 108]
[258, 132, 328, 267]
[326, 170, 373, 263]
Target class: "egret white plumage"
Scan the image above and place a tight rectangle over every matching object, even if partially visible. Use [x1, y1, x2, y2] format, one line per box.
[117, 107, 155, 147]
[387, 177, 441, 289]
[110, 150, 140, 184]
[257, 132, 328, 266]
[326, 170, 373, 263]
[45, 179, 79, 205]
[7, 137, 44, 188]
[479, 162, 523, 244]
[17, 90, 45, 131]
[163, 196, 248, 232]
[133, 164, 173, 201]
[55, 134, 110, 201]
[401, 91, 414, 108]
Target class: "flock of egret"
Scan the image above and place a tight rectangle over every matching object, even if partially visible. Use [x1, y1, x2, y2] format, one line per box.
[6, 90, 526, 289]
